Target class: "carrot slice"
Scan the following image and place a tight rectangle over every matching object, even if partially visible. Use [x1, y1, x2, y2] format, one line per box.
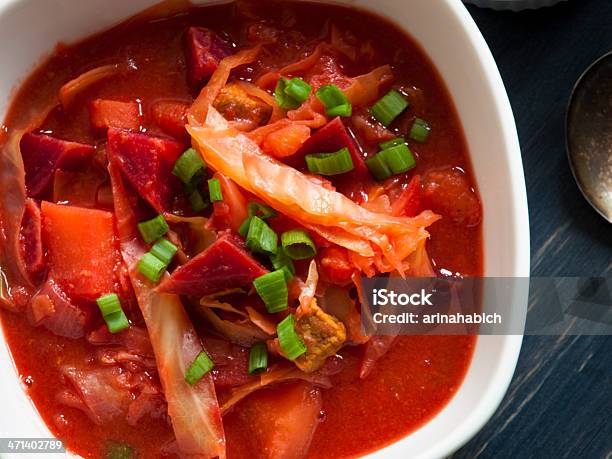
[89, 99, 141, 131]
[41, 201, 120, 299]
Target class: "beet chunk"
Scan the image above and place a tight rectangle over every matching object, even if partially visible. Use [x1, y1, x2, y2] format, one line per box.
[288, 117, 368, 195]
[185, 27, 233, 87]
[107, 128, 184, 212]
[21, 133, 95, 197]
[158, 233, 268, 296]
[19, 198, 45, 281]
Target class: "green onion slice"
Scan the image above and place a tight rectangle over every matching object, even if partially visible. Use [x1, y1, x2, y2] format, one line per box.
[365, 153, 393, 181]
[277, 315, 307, 360]
[315, 84, 352, 117]
[104, 441, 134, 459]
[274, 77, 300, 110]
[245, 216, 278, 255]
[253, 270, 288, 313]
[137, 252, 167, 283]
[248, 342, 269, 374]
[248, 202, 277, 220]
[173, 148, 206, 184]
[96, 294, 129, 334]
[137, 214, 169, 244]
[371, 89, 409, 127]
[379, 137, 406, 150]
[305, 147, 354, 176]
[409, 118, 431, 143]
[238, 216, 253, 238]
[150, 238, 178, 266]
[281, 229, 317, 260]
[379, 143, 416, 174]
[207, 178, 223, 202]
[185, 350, 214, 386]
[270, 248, 295, 281]
[284, 77, 312, 105]
[189, 189, 209, 212]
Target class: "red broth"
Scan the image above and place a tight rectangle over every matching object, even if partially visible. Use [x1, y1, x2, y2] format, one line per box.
[0, 1, 481, 458]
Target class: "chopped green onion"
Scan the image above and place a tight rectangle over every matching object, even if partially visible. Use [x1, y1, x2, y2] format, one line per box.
[104, 441, 134, 459]
[248, 342, 269, 374]
[185, 350, 214, 385]
[274, 78, 300, 110]
[326, 103, 352, 117]
[305, 147, 354, 176]
[239, 216, 253, 237]
[253, 270, 288, 313]
[379, 143, 416, 174]
[281, 229, 317, 260]
[96, 293, 122, 317]
[270, 248, 295, 281]
[277, 315, 307, 360]
[409, 118, 431, 143]
[137, 214, 169, 244]
[365, 153, 392, 181]
[371, 89, 408, 127]
[366, 143, 416, 180]
[137, 252, 167, 283]
[248, 202, 277, 220]
[315, 84, 352, 117]
[379, 137, 406, 150]
[245, 216, 278, 255]
[150, 238, 177, 266]
[189, 189, 209, 212]
[207, 178, 223, 202]
[184, 174, 203, 194]
[96, 294, 129, 334]
[173, 148, 206, 184]
[284, 77, 312, 105]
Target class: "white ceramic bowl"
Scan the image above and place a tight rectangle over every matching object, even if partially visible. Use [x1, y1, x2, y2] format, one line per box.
[0, 0, 530, 458]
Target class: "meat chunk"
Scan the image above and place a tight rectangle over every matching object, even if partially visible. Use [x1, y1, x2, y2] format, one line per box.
[107, 128, 184, 212]
[158, 233, 268, 296]
[21, 133, 95, 197]
[294, 298, 346, 373]
[19, 198, 45, 280]
[89, 99, 141, 131]
[213, 82, 273, 131]
[185, 27, 233, 87]
[422, 167, 482, 227]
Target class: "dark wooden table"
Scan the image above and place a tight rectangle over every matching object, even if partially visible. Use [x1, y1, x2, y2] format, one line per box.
[453, 1, 612, 458]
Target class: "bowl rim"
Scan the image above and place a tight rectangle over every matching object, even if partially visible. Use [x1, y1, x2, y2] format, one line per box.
[0, 0, 530, 458]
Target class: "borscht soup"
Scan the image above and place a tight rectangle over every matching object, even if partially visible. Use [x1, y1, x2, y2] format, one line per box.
[0, 1, 482, 458]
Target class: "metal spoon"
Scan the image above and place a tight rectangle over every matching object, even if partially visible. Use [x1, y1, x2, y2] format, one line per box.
[566, 51, 612, 223]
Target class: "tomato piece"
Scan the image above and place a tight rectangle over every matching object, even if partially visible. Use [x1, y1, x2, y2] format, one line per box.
[391, 175, 422, 217]
[89, 99, 141, 131]
[41, 201, 120, 299]
[422, 167, 482, 227]
[319, 246, 354, 285]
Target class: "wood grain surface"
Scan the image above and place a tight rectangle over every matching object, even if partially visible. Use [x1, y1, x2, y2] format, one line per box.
[454, 1, 612, 458]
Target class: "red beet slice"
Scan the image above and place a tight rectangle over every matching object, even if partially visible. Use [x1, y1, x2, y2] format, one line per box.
[107, 128, 184, 212]
[21, 133, 95, 198]
[185, 27, 233, 88]
[287, 117, 369, 185]
[158, 233, 268, 296]
[19, 198, 45, 280]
